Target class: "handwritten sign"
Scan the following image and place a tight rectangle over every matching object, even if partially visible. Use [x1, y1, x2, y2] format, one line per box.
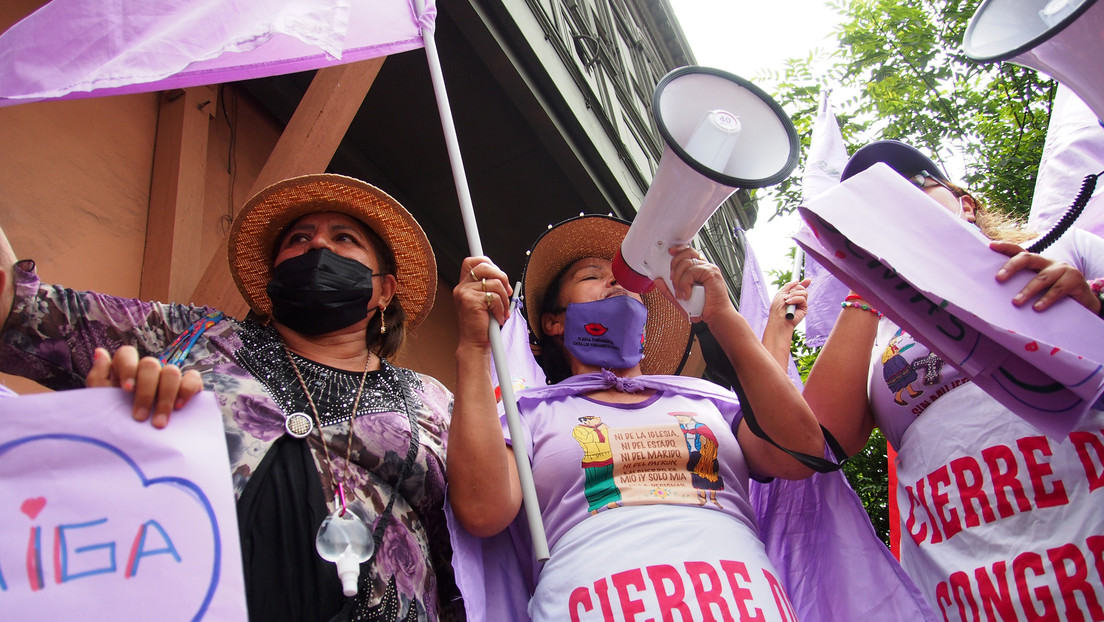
[795, 163, 1104, 439]
[0, 388, 246, 620]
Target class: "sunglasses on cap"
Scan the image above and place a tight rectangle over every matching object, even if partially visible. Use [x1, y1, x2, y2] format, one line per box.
[907, 171, 955, 193]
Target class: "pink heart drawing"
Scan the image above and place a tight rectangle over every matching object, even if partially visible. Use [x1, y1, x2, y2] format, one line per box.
[21, 497, 46, 520]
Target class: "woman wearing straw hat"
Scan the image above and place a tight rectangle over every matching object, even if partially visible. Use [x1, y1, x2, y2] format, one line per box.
[448, 214, 829, 621]
[0, 174, 462, 621]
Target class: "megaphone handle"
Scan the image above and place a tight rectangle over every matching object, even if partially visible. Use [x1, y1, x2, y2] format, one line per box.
[680, 284, 706, 318]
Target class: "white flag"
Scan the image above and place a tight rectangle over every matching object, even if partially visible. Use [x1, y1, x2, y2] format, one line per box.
[1029, 84, 1104, 240]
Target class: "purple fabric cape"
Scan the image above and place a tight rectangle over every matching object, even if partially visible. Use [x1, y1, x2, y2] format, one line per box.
[447, 372, 937, 621]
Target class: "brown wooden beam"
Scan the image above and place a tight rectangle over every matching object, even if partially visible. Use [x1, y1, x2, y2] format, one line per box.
[189, 56, 387, 318]
[142, 85, 217, 303]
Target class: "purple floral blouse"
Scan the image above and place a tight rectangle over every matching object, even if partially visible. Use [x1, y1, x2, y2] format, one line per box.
[0, 260, 462, 621]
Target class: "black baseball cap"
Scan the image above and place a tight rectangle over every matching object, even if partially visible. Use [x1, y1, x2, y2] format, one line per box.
[841, 139, 948, 182]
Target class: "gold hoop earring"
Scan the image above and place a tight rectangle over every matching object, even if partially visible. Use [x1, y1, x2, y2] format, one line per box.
[379, 306, 387, 334]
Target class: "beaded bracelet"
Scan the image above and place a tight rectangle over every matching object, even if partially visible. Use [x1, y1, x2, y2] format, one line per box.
[841, 301, 883, 318]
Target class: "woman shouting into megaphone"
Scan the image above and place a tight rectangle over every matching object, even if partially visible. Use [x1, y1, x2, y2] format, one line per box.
[446, 214, 935, 621]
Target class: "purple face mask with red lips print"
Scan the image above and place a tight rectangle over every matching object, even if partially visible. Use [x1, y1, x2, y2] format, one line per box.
[563, 295, 647, 370]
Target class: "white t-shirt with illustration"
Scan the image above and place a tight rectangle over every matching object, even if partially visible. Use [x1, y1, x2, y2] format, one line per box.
[866, 229, 1104, 620]
[505, 390, 797, 621]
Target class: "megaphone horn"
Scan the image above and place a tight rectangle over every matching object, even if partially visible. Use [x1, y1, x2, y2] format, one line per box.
[963, 0, 1104, 121]
[612, 66, 799, 316]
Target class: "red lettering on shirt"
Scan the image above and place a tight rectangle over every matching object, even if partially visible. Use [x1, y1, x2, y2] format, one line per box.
[719, 560, 764, 622]
[981, 444, 1032, 518]
[950, 455, 995, 528]
[563, 559, 796, 621]
[686, 561, 733, 622]
[1070, 430, 1104, 492]
[1018, 436, 1069, 508]
[1013, 552, 1058, 619]
[916, 476, 946, 545]
[762, 569, 797, 622]
[612, 568, 648, 621]
[647, 564, 692, 621]
[1050, 543, 1104, 621]
[904, 483, 930, 546]
[975, 561, 1017, 621]
[929, 465, 963, 540]
[1090, 536, 1104, 583]
[594, 577, 615, 621]
[947, 571, 979, 621]
[569, 587, 594, 622]
[935, 536, 1104, 621]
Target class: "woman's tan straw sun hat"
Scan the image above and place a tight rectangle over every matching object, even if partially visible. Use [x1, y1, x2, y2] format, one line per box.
[522, 214, 692, 376]
[228, 173, 437, 329]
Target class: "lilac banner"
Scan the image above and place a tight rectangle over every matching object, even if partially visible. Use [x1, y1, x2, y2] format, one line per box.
[795, 164, 1104, 438]
[0, 389, 246, 620]
[0, 0, 434, 107]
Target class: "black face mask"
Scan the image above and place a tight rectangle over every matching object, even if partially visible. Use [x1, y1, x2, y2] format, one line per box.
[266, 248, 376, 335]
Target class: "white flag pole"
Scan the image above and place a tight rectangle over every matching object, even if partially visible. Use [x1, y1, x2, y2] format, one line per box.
[785, 249, 804, 320]
[414, 0, 550, 561]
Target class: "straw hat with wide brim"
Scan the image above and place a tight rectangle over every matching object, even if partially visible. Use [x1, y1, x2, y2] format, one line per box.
[522, 214, 692, 376]
[228, 174, 437, 329]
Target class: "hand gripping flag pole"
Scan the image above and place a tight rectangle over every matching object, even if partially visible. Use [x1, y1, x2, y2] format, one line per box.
[785, 249, 804, 320]
[413, 0, 551, 561]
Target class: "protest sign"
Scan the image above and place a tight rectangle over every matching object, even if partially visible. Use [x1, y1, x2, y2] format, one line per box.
[0, 388, 246, 620]
[795, 163, 1104, 438]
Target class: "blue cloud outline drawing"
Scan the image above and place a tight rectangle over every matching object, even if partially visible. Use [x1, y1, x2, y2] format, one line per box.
[0, 433, 222, 621]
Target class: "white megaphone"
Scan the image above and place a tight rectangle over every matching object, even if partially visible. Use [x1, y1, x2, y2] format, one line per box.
[963, 0, 1104, 121]
[611, 66, 798, 316]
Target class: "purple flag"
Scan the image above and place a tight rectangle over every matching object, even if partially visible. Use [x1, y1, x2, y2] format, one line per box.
[739, 234, 773, 339]
[0, 0, 434, 106]
[799, 91, 851, 347]
[739, 237, 803, 387]
[796, 164, 1104, 438]
[750, 467, 937, 620]
[489, 295, 546, 402]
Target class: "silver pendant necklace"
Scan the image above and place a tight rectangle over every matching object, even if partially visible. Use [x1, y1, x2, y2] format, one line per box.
[284, 346, 373, 597]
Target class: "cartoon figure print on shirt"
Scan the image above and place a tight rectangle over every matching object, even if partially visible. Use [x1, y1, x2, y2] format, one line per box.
[572, 415, 623, 513]
[672, 412, 724, 508]
[571, 410, 726, 514]
[877, 327, 972, 419]
[883, 328, 924, 405]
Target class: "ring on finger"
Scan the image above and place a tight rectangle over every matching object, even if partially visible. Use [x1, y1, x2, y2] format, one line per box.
[470, 268, 478, 282]
[484, 292, 494, 308]
[481, 278, 487, 292]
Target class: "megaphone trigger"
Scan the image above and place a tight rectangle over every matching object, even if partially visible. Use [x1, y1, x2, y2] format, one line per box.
[685, 284, 706, 318]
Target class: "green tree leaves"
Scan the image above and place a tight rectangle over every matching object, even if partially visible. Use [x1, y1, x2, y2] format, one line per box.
[767, 0, 1055, 220]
